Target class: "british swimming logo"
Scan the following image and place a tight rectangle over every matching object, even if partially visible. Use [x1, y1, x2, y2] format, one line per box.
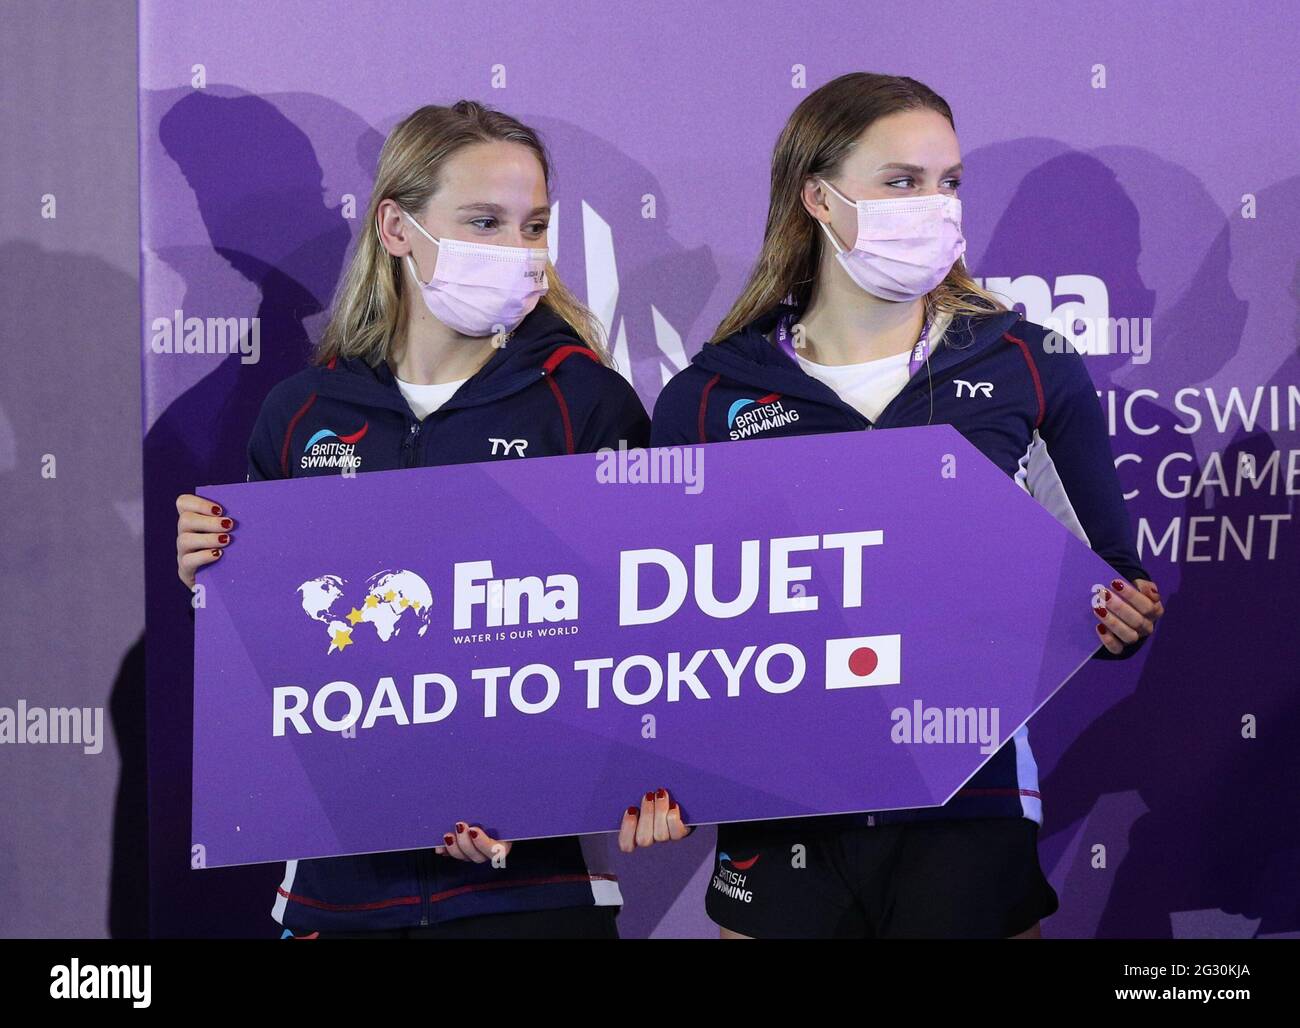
[712, 851, 759, 903]
[727, 394, 800, 440]
[301, 422, 368, 471]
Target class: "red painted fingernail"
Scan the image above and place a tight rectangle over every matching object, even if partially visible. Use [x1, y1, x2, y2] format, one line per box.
[1093, 605, 1107, 619]
[1103, 588, 1112, 601]
[627, 806, 638, 816]
[468, 829, 478, 840]
[456, 822, 466, 833]
[645, 791, 654, 802]
[1111, 579, 1125, 592]
[444, 834, 454, 845]
[1097, 623, 1108, 635]
[656, 788, 666, 799]
[670, 802, 680, 812]
[211, 549, 221, 557]
[218, 534, 229, 544]
[210, 505, 222, 515]
[220, 518, 232, 529]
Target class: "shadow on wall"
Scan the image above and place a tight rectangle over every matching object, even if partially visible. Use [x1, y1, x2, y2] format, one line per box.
[967, 138, 1300, 937]
[1036, 173, 1300, 939]
[109, 637, 148, 938]
[0, 241, 147, 938]
[142, 89, 352, 937]
[528, 113, 720, 405]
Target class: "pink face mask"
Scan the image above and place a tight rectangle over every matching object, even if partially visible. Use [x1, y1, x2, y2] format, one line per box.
[816, 179, 966, 303]
[399, 209, 549, 337]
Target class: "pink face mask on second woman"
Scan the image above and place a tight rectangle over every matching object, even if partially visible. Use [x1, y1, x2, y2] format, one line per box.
[399, 209, 549, 337]
[816, 179, 966, 303]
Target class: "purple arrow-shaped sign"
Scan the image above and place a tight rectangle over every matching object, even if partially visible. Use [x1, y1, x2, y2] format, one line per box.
[192, 425, 1119, 867]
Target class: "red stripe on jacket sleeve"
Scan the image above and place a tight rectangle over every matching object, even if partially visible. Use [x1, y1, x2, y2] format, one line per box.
[279, 393, 317, 477]
[1003, 332, 1045, 430]
[542, 344, 600, 374]
[541, 344, 602, 454]
[698, 374, 721, 443]
[546, 376, 575, 454]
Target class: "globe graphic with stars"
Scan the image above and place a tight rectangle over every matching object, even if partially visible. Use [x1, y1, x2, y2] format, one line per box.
[297, 570, 433, 653]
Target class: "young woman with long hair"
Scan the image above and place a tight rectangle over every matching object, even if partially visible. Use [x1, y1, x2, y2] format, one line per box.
[176, 100, 686, 939]
[652, 73, 1164, 939]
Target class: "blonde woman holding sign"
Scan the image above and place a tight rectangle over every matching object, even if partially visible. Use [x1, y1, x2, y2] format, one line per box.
[175, 101, 688, 939]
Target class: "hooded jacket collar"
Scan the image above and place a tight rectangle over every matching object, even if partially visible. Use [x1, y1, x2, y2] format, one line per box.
[310, 305, 584, 416]
[692, 301, 1023, 402]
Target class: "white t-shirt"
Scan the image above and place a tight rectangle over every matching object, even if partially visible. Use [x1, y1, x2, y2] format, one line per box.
[794, 348, 912, 423]
[394, 376, 469, 420]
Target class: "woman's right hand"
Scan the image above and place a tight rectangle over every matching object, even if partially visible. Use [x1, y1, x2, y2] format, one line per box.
[176, 493, 235, 590]
[434, 822, 512, 864]
[618, 788, 692, 852]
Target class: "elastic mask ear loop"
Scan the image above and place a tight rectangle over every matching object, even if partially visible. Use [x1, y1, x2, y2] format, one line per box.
[818, 177, 857, 208]
[922, 309, 939, 426]
[403, 254, 427, 288]
[923, 340, 935, 426]
[816, 216, 849, 256]
[815, 178, 855, 256]
[399, 209, 441, 286]
[402, 209, 439, 245]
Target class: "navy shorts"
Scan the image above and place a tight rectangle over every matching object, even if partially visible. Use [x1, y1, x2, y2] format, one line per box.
[706, 816, 1059, 939]
[311, 904, 620, 939]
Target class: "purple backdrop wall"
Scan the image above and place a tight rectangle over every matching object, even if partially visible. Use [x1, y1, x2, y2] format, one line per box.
[138, 0, 1299, 938]
[0, 0, 146, 938]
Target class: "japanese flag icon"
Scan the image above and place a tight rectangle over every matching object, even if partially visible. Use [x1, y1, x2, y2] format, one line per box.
[825, 634, 901, 689]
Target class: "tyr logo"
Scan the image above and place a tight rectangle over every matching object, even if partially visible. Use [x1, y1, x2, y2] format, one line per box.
[954, 379, 994, 399]
[489, 438, 529, 457]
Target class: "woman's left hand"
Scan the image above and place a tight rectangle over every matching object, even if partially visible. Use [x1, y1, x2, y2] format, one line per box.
[1093, 577, 1164, 654]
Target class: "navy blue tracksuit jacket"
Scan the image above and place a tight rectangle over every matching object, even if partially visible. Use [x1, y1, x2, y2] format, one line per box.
[651, 303, 1150, 829]
[243, 305, 648, 932]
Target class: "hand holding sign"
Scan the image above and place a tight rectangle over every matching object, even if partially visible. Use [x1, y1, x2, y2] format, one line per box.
[619, 788, 693, 852]
[430, 785, 692, 862]
[1092, 576, 1164, 653]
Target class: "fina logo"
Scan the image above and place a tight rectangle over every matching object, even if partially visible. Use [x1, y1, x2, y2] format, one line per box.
[294, 563, 577, 642]
[454, 560, 578, 630]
